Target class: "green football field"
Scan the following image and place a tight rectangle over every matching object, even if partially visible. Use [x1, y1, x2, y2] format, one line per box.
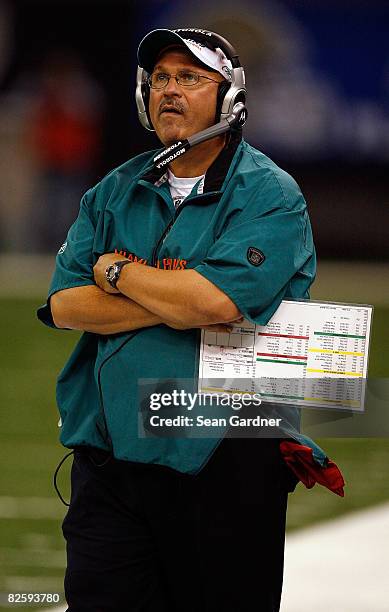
[0, 297, 388, 609]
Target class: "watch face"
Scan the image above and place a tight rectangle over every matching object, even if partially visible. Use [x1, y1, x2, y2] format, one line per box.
[107, 265, 117, 282]
[106, 260, 129, 288]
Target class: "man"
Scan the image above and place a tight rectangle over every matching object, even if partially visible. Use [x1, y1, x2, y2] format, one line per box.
[38, 28, 324, 612]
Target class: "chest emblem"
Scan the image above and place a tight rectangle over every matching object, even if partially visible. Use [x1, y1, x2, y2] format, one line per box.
[247, 247, 265, 267]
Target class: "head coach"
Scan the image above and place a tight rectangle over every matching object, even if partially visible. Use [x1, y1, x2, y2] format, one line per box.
[37, 27, 323, 612]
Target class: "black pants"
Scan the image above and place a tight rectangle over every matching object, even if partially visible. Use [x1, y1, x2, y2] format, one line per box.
[62, 438, 297, 612]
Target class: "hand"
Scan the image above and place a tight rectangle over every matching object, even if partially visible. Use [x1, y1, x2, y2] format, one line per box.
[166, 321, 234, 332]
[93, 253, 122, 294]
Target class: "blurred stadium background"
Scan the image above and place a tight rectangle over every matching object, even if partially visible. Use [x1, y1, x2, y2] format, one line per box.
[0, 0, 388, 610]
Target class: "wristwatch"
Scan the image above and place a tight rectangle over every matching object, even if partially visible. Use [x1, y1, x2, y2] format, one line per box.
[105, 260, 132, 289]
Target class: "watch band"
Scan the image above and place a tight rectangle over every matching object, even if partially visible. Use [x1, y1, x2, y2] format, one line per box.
[105, 260, 132, 289]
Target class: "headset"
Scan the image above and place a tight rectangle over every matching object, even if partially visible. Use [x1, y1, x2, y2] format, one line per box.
[135, 29, 247, 169]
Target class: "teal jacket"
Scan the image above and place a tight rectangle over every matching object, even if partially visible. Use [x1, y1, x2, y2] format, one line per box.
[38, 131, 328, 473]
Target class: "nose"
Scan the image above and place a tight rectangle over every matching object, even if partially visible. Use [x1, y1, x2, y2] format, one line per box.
[163, 75, 182, 96]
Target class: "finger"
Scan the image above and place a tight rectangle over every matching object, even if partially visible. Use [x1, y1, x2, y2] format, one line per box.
[201, 324, 233, 332]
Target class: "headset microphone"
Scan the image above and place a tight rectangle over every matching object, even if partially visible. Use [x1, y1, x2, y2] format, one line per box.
[153, 102, 247, 170]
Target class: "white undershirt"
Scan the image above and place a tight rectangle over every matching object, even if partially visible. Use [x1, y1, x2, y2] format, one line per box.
[167, 169, 205, 209]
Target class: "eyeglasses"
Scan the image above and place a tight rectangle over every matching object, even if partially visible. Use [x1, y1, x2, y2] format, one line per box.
[148, 69, 220, 89]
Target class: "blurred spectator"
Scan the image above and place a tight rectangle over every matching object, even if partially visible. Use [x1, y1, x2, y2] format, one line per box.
[26, 50, 104, 252]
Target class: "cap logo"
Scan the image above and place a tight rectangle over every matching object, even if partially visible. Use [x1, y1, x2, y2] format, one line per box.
[174, 28, 212, 36]
[247, 247, 265, 267]
[185, 39, 205, 51]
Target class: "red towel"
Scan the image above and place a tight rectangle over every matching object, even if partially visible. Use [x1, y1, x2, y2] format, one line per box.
[280, 440, 345, 497]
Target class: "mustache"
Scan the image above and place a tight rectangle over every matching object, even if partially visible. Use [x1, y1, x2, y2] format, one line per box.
[159, 98, 185, 115]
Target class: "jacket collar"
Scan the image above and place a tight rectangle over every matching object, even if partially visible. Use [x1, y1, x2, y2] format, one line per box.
[203, 128, 242, 192]
[140, 128, 243, 194]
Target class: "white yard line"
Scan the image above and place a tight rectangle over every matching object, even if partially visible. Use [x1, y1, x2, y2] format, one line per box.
[281, 501, 389, 611]
[0, 497, 65, 520]
[0, 547, 65, 568]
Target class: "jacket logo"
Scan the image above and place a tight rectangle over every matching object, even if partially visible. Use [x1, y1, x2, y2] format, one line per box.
[115, 249, 187, 270]
[58, 241, 67, 255]
[115, 249, 148, 265]
[247, 247, 265, 267]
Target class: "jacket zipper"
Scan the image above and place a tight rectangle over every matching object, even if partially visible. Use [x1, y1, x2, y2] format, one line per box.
[150, 191, 220, 267]
[151, 200, 189, 267]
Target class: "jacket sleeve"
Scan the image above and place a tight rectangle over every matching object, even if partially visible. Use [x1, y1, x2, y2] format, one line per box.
[37, 189, 98, 329]
[194, 185, 315, 326]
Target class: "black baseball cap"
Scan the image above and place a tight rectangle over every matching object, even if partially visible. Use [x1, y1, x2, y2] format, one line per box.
[137, 28, 232, 80]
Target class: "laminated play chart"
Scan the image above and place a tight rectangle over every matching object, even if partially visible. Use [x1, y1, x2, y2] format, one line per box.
[198, 300, 373, 411]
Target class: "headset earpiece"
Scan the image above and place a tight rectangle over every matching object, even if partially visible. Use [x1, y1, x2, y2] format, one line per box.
[216, 80, 231, 122]
[136, 66, 154, 130]
[141, 78, 152, 128]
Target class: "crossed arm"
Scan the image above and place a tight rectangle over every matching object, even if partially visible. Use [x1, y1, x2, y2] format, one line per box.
[51, 253, 241, 335]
